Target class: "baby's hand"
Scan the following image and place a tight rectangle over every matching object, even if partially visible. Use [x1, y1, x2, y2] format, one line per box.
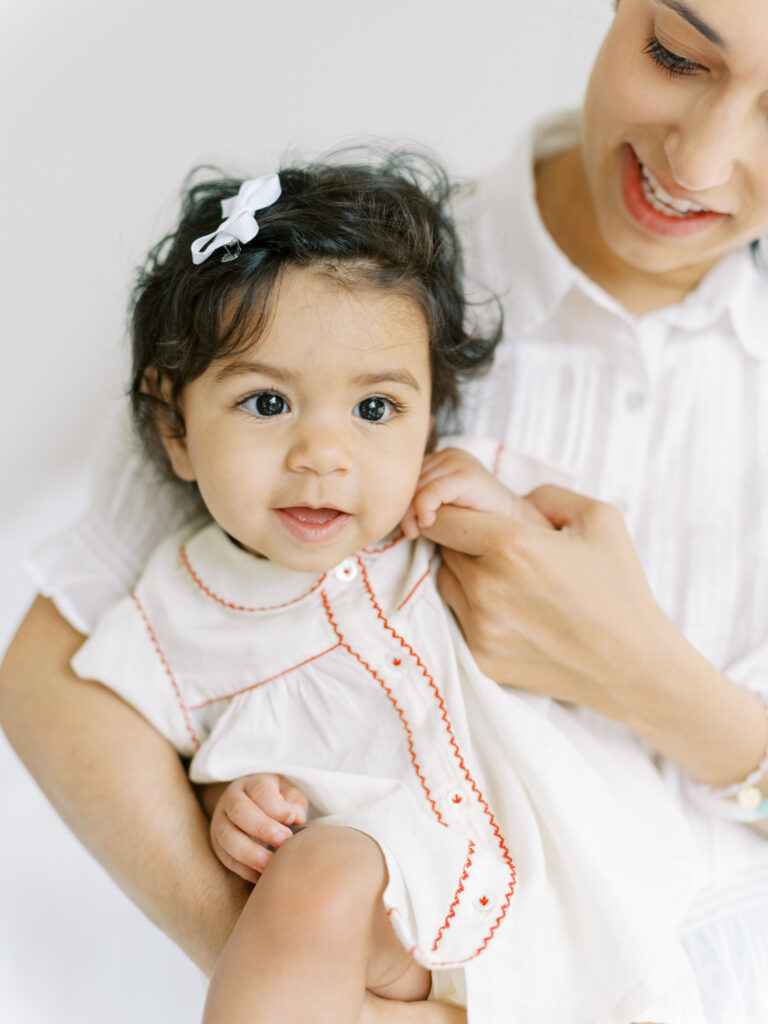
[401, 447, 549, 538]
[209, 773, 308, 883]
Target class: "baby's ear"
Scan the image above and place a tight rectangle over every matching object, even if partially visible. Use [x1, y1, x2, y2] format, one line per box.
[141, 369, 197, 483]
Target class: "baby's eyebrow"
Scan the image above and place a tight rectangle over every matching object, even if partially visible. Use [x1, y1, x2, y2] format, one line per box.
[213, 359, 293, 383]
[351, 370, 422, 392]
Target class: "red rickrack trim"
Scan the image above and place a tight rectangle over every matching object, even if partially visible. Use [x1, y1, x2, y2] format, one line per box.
[180, 543, 326, 613]
[362, 530, 408, 556]
[130, 593, 200, 751]
[353, 554, 517, 956]
[492, 440, 504, 477]
[431, 839, 475, 951]
[187, 643, 342, 710]
[396, 564, 432, 612]
[320, 589, 445, 825]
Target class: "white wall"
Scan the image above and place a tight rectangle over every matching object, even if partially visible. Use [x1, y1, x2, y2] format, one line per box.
[0, 1, 611, 1021]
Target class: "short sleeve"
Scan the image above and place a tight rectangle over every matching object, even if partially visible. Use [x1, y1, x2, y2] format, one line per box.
[26, 406, 201, 635]
[71, 592, 201, 758]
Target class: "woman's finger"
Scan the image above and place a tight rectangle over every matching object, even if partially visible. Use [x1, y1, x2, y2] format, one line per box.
[525, 484, 620, 532]
[434, 560, 473, 639]
[419, 504, 499, 556]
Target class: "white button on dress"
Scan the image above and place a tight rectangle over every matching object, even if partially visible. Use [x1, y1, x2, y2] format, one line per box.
[333, 558, 357, 582]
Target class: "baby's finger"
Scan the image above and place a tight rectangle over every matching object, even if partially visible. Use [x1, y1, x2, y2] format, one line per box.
[412, 474, 470, 526]
[400, 505, 421, 539]
[211, 815, 274, 878]
[246, 774, 307, 831]
[414, 453, 462, 490]
[229, 787, 294, 846]
[278, 779, 309, 825]
[215, 847, 264, 885]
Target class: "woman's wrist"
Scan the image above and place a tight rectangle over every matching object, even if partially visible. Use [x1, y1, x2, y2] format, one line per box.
[613, 628, 768, 793]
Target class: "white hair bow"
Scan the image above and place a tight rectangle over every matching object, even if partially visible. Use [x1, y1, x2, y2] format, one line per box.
[191, 173, 282, 265]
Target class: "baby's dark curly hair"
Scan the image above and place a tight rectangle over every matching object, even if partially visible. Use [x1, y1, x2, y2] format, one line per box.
[130, 150, 501, 478]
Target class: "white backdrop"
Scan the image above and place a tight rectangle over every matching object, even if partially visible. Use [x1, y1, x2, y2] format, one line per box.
[0, 1, 611, 1021]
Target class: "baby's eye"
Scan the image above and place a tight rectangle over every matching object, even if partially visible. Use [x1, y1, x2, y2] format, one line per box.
[239, 391, 289, 417]
[354, 396, 397, 422]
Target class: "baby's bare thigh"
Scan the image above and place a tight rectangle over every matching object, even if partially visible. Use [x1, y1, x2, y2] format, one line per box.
[261, 825, 431, 1000]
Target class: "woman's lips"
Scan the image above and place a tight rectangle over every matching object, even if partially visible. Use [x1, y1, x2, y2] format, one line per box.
[621, 145, 726, 238]
[275, 507, 351, 543]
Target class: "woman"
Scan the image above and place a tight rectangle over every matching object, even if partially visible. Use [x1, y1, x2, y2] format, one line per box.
[2, 0, 767, 1020]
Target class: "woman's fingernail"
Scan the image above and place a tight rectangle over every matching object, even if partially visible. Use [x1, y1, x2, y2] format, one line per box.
[272, 826, 293, 844]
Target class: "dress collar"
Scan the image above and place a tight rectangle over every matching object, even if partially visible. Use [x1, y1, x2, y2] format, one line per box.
[178, 522, 434, 618]
[181, 523, 326, 613]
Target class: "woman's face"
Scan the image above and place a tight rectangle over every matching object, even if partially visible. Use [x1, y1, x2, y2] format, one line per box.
[581, 0, 768, 277]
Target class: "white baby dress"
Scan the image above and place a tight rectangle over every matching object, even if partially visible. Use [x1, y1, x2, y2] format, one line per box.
[72, 442, 706, 1024]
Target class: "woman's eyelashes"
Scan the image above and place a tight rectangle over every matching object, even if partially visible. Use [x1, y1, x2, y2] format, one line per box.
[237, 391, 404, 422]
[643, 35, 705, 77]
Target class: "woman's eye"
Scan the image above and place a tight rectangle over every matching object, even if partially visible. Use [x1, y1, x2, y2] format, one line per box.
[240, 391, 289, 417]
[643, 36, 704, 77]
[354, 396, 396, 423]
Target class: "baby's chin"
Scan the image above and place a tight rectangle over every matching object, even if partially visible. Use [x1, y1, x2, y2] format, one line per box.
[241, 526, 407, 574]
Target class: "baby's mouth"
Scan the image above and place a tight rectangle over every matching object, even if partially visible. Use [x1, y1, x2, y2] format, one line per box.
[279, 507, 345, 523]
[274, 506, 352, 544]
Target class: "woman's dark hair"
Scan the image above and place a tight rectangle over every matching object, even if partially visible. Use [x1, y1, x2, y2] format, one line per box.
[130, 149, 501, 479]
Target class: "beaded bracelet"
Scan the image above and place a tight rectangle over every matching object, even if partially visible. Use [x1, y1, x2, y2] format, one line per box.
[697, 691, 768, 816]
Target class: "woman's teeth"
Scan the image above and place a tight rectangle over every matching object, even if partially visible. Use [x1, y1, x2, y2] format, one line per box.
[640, 165, 708, 218]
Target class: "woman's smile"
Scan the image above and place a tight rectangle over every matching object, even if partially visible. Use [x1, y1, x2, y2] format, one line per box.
[621, 144, 727, 238]
[536, 0, 768, 310]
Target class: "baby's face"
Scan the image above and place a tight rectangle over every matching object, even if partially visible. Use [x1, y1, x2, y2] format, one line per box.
[163, 266, 433, 572]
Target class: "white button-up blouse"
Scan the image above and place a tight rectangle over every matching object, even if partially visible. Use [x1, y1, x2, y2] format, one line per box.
[456, 114, 768, 1021]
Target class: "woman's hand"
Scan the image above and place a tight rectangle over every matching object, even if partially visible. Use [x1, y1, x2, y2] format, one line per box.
[207, 774, 308, 883]
[423, 483, 768, 788]
[423, 484, 678, 710]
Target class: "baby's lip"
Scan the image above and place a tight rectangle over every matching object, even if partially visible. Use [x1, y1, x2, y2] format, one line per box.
[277, 506, 348, 523]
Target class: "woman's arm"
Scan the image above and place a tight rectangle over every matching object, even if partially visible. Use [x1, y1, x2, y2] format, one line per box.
[0, 595, 251, 975]
[423, 487, 768, 798]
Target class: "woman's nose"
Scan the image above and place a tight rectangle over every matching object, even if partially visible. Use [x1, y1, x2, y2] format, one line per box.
[285, 422, 351, 476]
[663, 98, 744, 192]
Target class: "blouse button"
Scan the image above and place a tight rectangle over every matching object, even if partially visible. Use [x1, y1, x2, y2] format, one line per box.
[625, 391, 646, 412]
[473, 890, 495, 913]
[333, 559, 358, 582]
[446, 788, 466, 808]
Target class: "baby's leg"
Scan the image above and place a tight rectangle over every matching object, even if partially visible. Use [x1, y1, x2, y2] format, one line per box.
[203, 825, 431, 1024]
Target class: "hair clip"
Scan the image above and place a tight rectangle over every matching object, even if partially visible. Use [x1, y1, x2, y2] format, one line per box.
[221, 241, 242, 264]
[191, 173, 282, 265]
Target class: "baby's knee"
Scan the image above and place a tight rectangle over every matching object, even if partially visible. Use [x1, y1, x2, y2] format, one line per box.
[261, 825, 386, 938]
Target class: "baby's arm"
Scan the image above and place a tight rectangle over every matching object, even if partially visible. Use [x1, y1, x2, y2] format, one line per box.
[401, 447, 549, 538]
[204, 773, 309, 883]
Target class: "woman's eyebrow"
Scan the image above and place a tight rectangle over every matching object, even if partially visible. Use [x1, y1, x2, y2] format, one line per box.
[657, 0, 726, 49]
